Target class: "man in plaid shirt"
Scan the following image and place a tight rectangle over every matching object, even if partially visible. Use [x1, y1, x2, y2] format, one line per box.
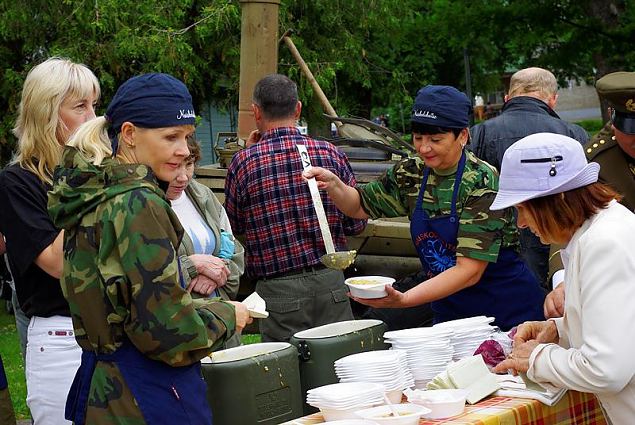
[225, 74, 366, 342]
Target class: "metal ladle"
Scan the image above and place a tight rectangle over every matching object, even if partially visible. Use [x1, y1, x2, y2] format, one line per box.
[296, 145, 357, 270]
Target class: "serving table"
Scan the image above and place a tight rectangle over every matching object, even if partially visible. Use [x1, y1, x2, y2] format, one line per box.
[281, 390, 607, 425]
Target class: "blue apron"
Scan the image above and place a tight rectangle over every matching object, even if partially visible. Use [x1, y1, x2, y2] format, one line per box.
[65, 339, 212, 425]
[410, 150, 544, 331]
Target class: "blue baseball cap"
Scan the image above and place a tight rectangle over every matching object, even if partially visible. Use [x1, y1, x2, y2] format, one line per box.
[106, 73, 196, 153]
[411, 85, 471, 129]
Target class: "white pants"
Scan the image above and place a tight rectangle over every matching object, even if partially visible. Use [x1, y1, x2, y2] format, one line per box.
[26, 315, 81, 425]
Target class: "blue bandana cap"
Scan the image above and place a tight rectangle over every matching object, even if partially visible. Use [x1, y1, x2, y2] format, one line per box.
[411, 85, 471, 129]
[105, 73, 196, 154]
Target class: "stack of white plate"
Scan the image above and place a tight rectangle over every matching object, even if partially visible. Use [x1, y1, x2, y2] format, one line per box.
[383, 327, 454, 389]
[433, 316, 497, 361]
[306, 382, 386, 421]
[334, 350, 414, 402]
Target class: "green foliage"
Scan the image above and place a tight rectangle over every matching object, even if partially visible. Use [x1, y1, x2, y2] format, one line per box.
[1, 0, 634, 164]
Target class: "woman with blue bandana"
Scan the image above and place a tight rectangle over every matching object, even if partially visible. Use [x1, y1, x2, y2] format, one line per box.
[305, 85, 545, 331]
[48, 73, 251, 424]
[166, 137, 245, 348]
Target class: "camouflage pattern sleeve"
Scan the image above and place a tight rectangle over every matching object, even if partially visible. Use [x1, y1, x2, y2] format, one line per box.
[357, 157, 424, 219]
[104, 189, 236, 366]
[455, 154, 519, 262]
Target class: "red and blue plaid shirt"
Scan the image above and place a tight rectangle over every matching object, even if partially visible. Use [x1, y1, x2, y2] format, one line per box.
[225, 127, 366, 278]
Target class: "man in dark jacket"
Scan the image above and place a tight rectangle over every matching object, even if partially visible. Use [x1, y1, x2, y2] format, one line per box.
[470, 67, 589, 289]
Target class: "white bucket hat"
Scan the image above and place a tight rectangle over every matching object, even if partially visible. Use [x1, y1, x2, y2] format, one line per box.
[490, 133, 600, 210]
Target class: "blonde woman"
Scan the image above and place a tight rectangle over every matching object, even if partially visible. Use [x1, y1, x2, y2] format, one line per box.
[0, 57, 99, 424]
[48, 73, 250, 424]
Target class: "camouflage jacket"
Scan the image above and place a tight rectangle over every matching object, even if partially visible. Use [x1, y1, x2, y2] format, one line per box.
[48, 147, 236, 424]
[357, 150, 519, 262]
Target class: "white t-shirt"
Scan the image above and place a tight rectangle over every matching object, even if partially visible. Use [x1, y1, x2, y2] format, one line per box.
[170, 193, 216, 255]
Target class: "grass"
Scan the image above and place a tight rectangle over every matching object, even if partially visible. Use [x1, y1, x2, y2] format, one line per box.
[574, 118, 604, 135]
[0, 307, 261, 420]
[241, 333, 261, 344]
[0, 306, 28, 420]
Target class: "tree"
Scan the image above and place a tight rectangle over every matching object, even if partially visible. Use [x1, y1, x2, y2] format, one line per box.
[1, 0, 634, 165]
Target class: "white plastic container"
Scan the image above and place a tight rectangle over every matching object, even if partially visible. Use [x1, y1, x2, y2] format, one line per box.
[355, 404, 430, 425]
[321, 406, 376, 422]
[344, 276, 395, 299]
[405, 388, 468, 419]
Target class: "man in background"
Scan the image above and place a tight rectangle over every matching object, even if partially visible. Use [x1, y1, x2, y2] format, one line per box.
[470, 67, 589, 289]
[224, 74, 366, 342]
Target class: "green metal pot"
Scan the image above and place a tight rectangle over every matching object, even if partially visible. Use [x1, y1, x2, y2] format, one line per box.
[289, 319, 389, 415]
[201, 342, 303, 425]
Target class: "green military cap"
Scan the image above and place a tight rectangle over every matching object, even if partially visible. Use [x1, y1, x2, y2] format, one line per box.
[596, 71, 635, 135]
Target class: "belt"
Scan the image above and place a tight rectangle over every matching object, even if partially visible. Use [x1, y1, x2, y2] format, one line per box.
[261, 264, 328, 280]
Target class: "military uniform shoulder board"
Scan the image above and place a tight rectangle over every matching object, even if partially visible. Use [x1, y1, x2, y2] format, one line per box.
[585, 124, 616, 161]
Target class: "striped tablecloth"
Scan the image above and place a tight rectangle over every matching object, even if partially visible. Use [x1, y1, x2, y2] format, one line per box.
[283, 391, 607, 425]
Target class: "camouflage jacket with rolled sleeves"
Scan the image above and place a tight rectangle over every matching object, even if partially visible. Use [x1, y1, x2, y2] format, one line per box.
[48, 147, 236, 424]
[357, 149, 519, 262]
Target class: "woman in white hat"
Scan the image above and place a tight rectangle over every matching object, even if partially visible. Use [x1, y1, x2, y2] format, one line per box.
[492, 132, 635, 424]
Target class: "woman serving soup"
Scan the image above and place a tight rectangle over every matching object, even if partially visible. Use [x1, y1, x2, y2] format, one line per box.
[305, 85, 544, 331]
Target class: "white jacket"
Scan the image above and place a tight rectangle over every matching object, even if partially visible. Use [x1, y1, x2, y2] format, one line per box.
[528, 200, 635, 424]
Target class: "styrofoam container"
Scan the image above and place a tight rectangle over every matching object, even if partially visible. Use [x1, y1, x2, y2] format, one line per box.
[405, 389, 468, 419]
[321, 405, 376, 421]
[325, 421, 379, 425]
[355, 404, 430, 425]
[345, 276, 395, 299]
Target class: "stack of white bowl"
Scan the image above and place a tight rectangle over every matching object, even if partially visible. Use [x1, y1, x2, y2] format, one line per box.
[383, 327, 454, 389]
[334, 350, 414, 403]
[433, 316, 497, 361]
[306, 382, 386, 421]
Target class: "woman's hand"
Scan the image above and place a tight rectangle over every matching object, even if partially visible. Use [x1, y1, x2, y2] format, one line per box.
[303, 166, 341, 191]
[494, 339, 540, 375]
[188, 254, 230, 290]
[349, 285, 408, 308]
[544, 284, 565, 318]
[513, 320, 559, 346]
[228, 301, 252, 333]
[188, 275, 218, 296]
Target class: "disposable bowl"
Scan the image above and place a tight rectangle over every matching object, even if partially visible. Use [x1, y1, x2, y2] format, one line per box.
[405, 388, 467, 419]
[355, 404, 430, 425]
[321, 405, 376, 422]
[345, 276, 395, 299]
